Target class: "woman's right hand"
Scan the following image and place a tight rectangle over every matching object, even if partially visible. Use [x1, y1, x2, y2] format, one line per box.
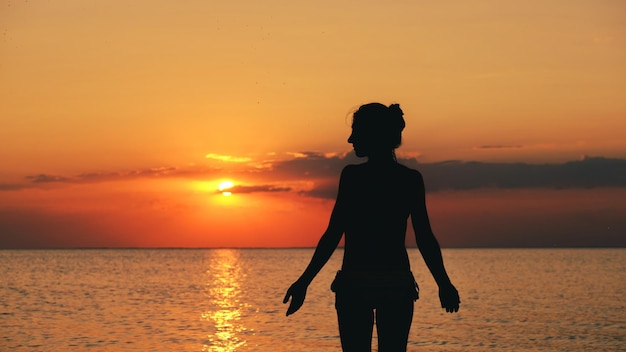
[283, 281, 308, 316]
[439, 283, 460, 313]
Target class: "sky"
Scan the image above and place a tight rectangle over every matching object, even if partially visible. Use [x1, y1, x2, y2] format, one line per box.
[1, 0, 625, 248]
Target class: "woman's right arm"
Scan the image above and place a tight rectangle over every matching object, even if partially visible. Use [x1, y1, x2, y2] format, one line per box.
[283, 166, 350, 316]
[410, 170, 460, 313]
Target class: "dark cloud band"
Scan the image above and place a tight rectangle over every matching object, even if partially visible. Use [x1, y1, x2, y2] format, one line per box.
[3, 154, 625, 198]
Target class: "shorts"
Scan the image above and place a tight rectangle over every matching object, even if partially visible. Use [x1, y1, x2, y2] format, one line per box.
[330, 270, 419, 306]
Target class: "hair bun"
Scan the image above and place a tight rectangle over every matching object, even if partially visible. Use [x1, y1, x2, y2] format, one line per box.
[388, 104, 405, 131]
[388, 103, 403, 115]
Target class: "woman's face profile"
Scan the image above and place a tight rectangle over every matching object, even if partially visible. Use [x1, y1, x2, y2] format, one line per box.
[348, 125, 374, 157]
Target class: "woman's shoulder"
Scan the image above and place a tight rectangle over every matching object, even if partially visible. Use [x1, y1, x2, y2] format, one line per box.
[341, 162, 422, 176]
[396, 162, 423, 180]
[341, 162, 367, 175]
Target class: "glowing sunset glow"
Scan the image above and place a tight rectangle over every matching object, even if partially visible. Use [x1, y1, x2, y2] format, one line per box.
[218, 181, 234, 197]
[1, 1, 625, 249]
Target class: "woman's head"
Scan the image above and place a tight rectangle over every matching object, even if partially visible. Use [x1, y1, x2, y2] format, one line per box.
[348, 102, 405, 158]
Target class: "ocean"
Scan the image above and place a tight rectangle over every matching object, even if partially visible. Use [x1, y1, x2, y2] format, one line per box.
[1, 249, 624, 351]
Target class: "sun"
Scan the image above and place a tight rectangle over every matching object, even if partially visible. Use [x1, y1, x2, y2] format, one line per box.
[218, 181, 234, 196]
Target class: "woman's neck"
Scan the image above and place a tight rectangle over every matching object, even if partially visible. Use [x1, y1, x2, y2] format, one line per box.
[366, 150, 396, 165]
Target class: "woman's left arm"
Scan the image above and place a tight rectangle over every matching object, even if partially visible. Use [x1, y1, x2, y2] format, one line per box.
[410, 170, 460, 313]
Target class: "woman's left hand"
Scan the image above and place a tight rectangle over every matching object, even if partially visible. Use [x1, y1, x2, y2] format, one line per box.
[283, 281, 308, 316]
[439, 283, 460, 313]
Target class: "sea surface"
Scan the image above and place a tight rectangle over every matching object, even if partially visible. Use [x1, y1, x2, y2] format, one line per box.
[1, 249, 624, 351]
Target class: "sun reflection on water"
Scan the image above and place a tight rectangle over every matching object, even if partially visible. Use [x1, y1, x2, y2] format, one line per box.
[202, 249, 248, 352]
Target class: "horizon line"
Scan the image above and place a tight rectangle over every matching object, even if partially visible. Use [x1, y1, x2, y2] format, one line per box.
[2, 246, 624, 250]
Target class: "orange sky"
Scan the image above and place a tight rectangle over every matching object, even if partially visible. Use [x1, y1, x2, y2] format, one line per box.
[1, 1, 625, 248]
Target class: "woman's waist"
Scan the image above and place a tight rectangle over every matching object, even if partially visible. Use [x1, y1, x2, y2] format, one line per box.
[341, 253, 410, 272]
[334, 269, 416, 286]
[338, 268, 412, 275]
[330, 269, 419, 298]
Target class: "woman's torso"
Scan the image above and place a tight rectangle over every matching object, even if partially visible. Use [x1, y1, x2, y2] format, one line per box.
[341, 162, 419, 272]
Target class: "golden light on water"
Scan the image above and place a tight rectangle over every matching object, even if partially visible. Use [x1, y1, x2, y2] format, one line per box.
[202, 249, 248, 352]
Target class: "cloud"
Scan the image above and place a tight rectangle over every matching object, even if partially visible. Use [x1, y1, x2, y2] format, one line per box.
[473, 143, 564, 151]
[416, 156, 626, 191]
[205, 153, 252, 163]
[475, 145, 523, 149]
[3, 154, 626, 198]
[218, 184, 292, 194]
[75, 166, 183, 182]
[267, 153, 626, 198]
[0, 183, 27, 191]
[25, 174, 71, 183]
[297, 181, 338, 199]
[269, 151, 360, 180]
[13, 166, 218, 187]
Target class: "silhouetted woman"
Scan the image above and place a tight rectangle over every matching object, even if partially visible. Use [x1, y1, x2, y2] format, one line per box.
[283, 103, 460, 351]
